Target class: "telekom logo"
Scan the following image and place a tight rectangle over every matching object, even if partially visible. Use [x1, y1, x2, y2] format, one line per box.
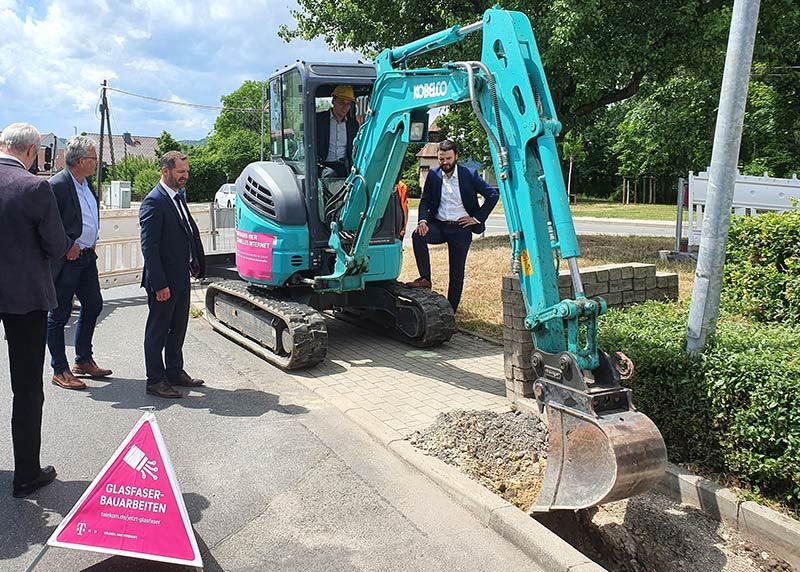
[413, 81, 448, 100]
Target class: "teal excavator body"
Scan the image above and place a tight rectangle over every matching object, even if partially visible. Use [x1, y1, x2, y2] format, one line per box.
[206, 6, 667, 511]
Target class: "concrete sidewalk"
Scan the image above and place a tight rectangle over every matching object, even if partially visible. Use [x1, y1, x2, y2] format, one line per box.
[191, 282, 603, 571]
[193, 283, 510, 439]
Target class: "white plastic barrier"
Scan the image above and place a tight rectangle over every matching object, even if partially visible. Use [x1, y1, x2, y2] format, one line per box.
[687, 170, 800, 246]
[95, 203, 216, 289]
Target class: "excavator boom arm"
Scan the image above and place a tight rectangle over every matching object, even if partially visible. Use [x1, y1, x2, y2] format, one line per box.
[318, 7, 667, 512]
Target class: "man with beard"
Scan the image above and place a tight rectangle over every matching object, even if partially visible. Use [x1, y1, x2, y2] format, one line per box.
[406, 139, 499, 313]
[139, 151, 205, 398]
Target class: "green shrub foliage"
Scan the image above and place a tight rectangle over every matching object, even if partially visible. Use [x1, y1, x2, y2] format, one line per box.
[131, 168, 161, 201]
[723, 210, 800, 324]
[599, 301, 800, 510]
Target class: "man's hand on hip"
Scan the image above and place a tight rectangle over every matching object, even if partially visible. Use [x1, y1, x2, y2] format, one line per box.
[155, 287, 171, 302]
[458, 216, 479, 228]
[416, 221, 429, 237]
[66, 243, 80, 261]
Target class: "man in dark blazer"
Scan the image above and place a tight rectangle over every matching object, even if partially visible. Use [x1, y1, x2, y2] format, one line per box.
[0, 123, 68, 497]
[47, 136, 112, 391]
[139, 151, 206, 399]
[407, 139, 499, 312]
[315, 84, 359, 178]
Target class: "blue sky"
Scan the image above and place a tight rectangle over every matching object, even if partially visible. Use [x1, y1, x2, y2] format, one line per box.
[0, 0, 360, 140]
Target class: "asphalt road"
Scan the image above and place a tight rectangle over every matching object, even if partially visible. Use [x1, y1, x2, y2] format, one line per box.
[405, 212, 681, 243]
[0, 284, 544, 572]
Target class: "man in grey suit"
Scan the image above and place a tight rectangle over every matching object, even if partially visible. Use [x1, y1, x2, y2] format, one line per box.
[47, 136, 112, 391]
[0, 123, 68, 497]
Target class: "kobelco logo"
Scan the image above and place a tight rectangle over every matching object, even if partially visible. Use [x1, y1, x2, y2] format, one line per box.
[413, 81, 448, 100]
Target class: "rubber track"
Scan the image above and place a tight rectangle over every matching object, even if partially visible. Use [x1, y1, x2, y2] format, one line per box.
[339, 282, 456, 348]
[205, 279, 327, 370]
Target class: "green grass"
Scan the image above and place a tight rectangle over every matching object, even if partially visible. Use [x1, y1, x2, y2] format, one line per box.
[406, 198, 678, 221]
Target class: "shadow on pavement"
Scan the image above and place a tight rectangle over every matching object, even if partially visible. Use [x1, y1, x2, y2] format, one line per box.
[0, 471, 91, 561]
[62, 295, 149, 347]
[79, 378, 308, 418]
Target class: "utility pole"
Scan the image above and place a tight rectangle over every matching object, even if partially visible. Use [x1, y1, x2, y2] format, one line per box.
[260, 82, 265, 161]
[686, 0, 761, 354]
[96, 80, 106, 184]
[95, 80, 117, 185]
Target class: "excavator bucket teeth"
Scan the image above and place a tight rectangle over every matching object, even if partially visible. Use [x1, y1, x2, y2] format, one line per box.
[530, 402, 667, 513]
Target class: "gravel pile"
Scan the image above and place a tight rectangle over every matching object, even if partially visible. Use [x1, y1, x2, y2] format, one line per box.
[410, 409, 794, 572]
[408, 409, 548, 510]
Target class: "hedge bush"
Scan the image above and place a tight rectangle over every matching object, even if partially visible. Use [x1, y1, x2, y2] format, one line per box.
[132, 168, 161, 201]
[723, 210, 800, 324]
[599, 301, 800, 511]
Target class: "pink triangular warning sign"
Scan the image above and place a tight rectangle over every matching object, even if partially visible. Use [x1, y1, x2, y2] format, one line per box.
[48, 412, 202, 566]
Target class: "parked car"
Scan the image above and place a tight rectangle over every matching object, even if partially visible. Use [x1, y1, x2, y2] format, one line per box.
[214, 183, 236, 208]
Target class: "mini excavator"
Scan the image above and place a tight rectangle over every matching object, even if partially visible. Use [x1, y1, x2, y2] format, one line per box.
[205, 6, 667, 511]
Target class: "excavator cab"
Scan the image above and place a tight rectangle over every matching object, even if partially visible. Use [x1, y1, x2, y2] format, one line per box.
[266, 64, 402, 262]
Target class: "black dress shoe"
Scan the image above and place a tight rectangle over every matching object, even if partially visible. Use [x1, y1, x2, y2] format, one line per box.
[146, 380, 183, 398]
[13, 466, 57, 498]
[169, 371, 205, 387]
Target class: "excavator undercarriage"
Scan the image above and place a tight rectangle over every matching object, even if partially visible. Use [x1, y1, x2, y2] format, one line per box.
[205, 279, 456, 370]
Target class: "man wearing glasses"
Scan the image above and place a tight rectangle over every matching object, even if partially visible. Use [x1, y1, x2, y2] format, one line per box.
[47, 135, 112, 391]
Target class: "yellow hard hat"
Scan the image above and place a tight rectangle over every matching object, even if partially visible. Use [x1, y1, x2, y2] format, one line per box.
[332, 85, 356, 102]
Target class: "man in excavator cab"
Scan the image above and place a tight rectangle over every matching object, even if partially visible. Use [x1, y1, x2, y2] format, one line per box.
[315, 84, 359, 178]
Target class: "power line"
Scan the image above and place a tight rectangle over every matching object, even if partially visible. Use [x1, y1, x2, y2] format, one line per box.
[104, 85, 262, 113]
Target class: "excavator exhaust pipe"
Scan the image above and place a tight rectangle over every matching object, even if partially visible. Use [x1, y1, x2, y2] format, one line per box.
[528, 350, 667, 513]
[531, 402, 667, 513]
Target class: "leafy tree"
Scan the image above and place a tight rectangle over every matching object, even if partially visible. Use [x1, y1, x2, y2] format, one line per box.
[207, 129, 261, 183]
[117, 156, 159, 187]
[185, 147, 227, 202]
[154, 131, 182, 158]
[214, 81, 266, 138]
[132, 167, 161, 201]
[280, 0, 799, 200]
[561, 130, 587, 200]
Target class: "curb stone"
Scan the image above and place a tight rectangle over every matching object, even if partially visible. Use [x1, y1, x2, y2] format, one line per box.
[307, 400, 604, 571]
[660, 463, 800, 570]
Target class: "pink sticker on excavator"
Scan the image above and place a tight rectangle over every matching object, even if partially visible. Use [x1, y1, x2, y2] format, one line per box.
[236, 229, 275, 281]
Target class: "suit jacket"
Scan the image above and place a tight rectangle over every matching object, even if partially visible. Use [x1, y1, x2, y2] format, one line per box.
[49, 168, 99, 279]
[418, 165, 500, 234]
[0, 158, 68, 314]
[139, 183, 206, 294]
[315, 110, 359, 165]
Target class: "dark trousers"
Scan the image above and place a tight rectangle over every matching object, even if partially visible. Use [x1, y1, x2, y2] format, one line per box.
[412, 220, 473, 312]
[47, 250, 103, 374]
[319, 160, 349, 178]
[144, 285, 190, 384]
[1, 311, 47, 485]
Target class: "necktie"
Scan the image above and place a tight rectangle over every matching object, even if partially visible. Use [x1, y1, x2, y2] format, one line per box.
[174, 194, 200, 274]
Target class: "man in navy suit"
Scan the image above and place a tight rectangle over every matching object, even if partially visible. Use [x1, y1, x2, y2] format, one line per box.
[407, 139, 499, 312]
[139, 151, 206, 399]
[0, 123, 68, 497]
[47, 136, 112, 391]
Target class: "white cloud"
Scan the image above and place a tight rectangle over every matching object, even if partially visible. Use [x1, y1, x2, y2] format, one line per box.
[0, 0, 362, 139]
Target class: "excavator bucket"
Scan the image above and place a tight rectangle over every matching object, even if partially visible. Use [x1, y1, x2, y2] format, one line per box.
[530, 402, 667, 513]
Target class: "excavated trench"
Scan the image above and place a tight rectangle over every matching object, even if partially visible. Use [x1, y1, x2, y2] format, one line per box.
[409, 410, 793, 572]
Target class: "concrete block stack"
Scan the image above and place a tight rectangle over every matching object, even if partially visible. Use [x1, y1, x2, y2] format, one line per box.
[503, 263, 678, 408]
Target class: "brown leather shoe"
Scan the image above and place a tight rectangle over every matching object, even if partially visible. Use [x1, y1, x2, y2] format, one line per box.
[405, 277, 432, 289]
[168, 371, 205, 387]
[146, 380, 182, 399]
[52, 371, 87, 390]
[72, 359, 112, 378]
